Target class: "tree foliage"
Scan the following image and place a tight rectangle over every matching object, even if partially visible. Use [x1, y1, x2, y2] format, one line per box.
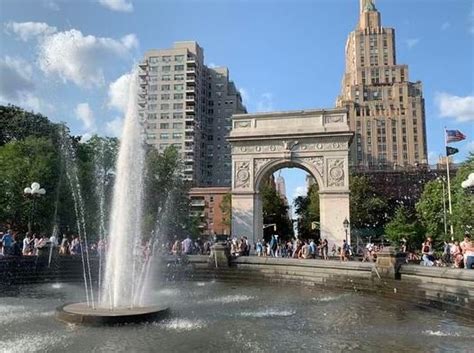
[220, 193, 232, 228]
[0, 105, 60, 146]
[293, 183, 319, 239]
[260, 179, 294, 241]
[350, 175, 388, 231]
[385, 205, 424, 249]
[0, 137, 60, 232]
[143, 146, 195, 240]
[415, 179, 447, 242]
[450, 153, 474, 239]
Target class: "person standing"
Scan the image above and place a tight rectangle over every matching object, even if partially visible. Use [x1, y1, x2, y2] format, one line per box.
[460, 233, 474, 270]
[181, 235, 193, 255]
[1, 230, 13, 256]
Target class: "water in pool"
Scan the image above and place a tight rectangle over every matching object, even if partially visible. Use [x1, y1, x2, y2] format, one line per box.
[0, 281, 472, 353]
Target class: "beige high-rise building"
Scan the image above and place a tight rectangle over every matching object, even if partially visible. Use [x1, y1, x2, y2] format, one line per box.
[138, 41, 246, 186]
[336, 0, 428, 169]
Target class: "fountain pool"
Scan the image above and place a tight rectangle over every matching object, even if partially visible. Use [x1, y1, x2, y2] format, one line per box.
[0, 280, 472, 352]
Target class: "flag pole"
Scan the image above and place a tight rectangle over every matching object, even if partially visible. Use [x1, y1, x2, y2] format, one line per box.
[444, 128, 454, 239]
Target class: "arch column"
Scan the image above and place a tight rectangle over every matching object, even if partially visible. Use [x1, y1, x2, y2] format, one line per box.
[319, 191, 350, 247]
[231, 192, 262, 245]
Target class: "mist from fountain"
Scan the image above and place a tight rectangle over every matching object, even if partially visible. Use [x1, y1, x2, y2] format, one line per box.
[101, 71, 146, 309]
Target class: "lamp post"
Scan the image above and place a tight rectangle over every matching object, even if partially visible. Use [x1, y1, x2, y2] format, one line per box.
[24, 182, 46, 233]
[343, 218, 349, 244]
[437, 176, 448, 237]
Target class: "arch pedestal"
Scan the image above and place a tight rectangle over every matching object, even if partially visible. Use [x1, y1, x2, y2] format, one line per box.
[229, 108, 353, 249]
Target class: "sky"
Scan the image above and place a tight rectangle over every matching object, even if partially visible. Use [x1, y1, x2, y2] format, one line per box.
[0, 0, 473, 209]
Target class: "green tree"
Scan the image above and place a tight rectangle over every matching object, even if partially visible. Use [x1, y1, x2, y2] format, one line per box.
[220, 192, 232, 228]
[0, 105, 60, 146]
[350, 175, 388, 232]
[260, 180, 294, 240]
[0, 137, 60, 232]
[384, 205, 424, 249]
[293, 183, 319, 239]
[450, 153, 474, 238]
[143, 146, 194, 240]
[415, 179, 447, 242]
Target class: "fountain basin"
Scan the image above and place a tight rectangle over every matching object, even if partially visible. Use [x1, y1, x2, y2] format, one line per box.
[56, 303, 169, 326]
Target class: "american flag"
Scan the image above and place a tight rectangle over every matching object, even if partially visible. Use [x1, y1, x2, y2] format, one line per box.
[446, 129, 466, 143]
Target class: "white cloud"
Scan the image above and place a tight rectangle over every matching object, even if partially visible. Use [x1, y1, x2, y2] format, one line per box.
[75, 103, 95, 130]
[293, 186, 307, 199]
[0, 56, 34, 100]
[38, 29, 138, 87]
[435, 92, 474, 122]
[105, 117, 124, 137]
[0, 56, 51, 112]
[108, 72, 132, 112]
[441, 22, 450, 31]
[43, 0, 60, 11]
[467, 141, 474, 153]
[256, 92, 274, 112]
[239, 88, 249, 104]
[98, 0, 133, 12]
[80, 132, 93, 143]
[405, 38, 420, 49]
[5, 21, 57, 41]
[427, 151, 440, 165]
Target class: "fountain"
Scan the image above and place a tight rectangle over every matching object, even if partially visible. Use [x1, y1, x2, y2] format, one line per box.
[56, 71, 169, 325]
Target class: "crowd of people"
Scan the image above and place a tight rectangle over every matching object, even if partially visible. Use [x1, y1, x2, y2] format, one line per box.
[2, 225, 473, 270]
[419, 233, 474, 269]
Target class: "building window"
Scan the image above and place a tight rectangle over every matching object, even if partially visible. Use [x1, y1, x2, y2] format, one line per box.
[173, 103, 183, 110]
[172, 132, 183, 139]
[160, 113, 170, 119]
[147, 113, 157, 120]
[174, 84, 184, 91]
[161, 94, 170, 100]
[160, 103, 170, 110]
[160, 123, 169, 129]
[173, 113, 183, 119]
[162, 65, 171, 72]
[174, 65, 184, 71]
[175, 55, 184, 62]
[162, 75, 171, 81]
[174, 93, 184, 99]
[173, 122, 183, 129]
[160, 133, 169, 140]
[161, 84, 170, 91]
[174, 74, 184, 81]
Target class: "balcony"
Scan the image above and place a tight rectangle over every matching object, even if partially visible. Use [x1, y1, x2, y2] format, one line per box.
[138, 61, 148, 69]
[186, 94, 195, 101]
[186, 86, 195, 93]
[185, 106, 195, 113]
[186, 67, 196, 74]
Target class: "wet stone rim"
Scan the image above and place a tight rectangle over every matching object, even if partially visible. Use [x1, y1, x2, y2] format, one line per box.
[56, 303, 170, 326]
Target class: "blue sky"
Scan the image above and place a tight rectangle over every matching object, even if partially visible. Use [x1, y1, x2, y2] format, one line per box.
[0, 0, 473, 207]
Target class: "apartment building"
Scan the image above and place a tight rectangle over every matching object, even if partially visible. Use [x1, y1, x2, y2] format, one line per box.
[138, 41, 246, 186]
[336, 0, 428, 169]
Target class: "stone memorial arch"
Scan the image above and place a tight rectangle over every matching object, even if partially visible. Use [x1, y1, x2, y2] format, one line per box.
[228, 108, 353, 247]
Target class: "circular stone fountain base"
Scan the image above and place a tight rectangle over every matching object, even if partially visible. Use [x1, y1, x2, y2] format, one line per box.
[56, 303, 170, 326]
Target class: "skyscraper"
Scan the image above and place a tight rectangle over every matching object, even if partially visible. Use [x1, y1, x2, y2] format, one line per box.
[336, 0, 428, 170]
[139, 41, 246, 186]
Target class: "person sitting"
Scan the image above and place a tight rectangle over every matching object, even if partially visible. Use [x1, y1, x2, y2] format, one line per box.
[421, 237, 435, 266]
[451, 240, 464, 268]
[460, 233, 474, 270]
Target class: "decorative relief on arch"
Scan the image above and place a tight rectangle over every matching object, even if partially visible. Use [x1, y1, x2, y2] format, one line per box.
[299, 157, 324, 178]
[327, 158, 345, 187]
[234, 161, 251, 189]
[254, 158, 273, 176]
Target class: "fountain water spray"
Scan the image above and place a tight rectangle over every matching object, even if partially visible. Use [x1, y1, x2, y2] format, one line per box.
[101, 71, 146, 309]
